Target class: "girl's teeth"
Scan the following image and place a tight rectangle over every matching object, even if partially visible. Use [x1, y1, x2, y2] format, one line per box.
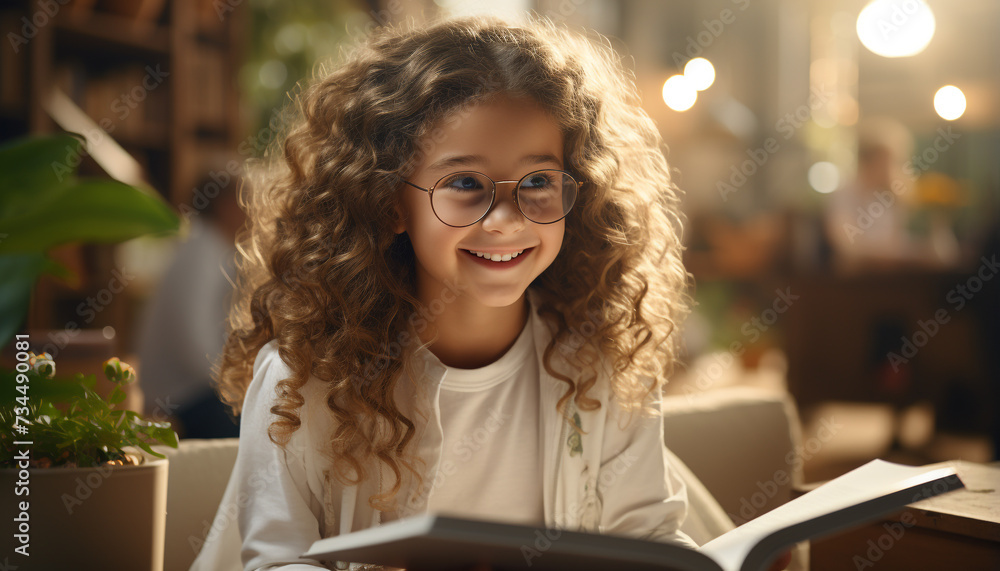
[469, 250, 523, 261]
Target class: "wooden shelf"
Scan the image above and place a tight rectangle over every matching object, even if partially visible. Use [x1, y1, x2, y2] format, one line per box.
[4, 0, 247, 355]
[54, 11, 171, 56]
[117, 129, 171, 151]
[0, 105, 27, 120]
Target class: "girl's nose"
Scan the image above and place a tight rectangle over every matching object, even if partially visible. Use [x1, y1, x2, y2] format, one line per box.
[480, 183, 525, 233]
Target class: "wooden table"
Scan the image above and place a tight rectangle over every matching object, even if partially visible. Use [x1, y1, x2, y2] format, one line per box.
[803, 461, 1000, 570]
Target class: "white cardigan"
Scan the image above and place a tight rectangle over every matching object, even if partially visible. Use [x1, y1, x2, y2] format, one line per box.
[191, 290, 704, 571]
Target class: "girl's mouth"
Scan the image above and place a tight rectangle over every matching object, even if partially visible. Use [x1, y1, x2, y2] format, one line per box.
[461, 247, 533, 268]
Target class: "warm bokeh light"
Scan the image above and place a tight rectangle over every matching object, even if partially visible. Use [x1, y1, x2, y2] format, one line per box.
[934, 85, 966, 120]
[684, 57, 716, 91]
[274, 23, 308, 55]
[838, 95, 860, 126]
[662, 75, 697, 112]
[856, 0, 935, 58]
[808, 161, 840, 194]
[258, 59, 288, 89]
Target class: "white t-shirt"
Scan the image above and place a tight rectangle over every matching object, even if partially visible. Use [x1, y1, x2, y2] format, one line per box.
[190, 288, 712, 571]
[423, 312, 544, 526]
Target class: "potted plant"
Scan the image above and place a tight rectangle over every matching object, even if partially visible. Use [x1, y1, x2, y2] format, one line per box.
[0, 132, 181, 570]
[1, 353, 178, 568]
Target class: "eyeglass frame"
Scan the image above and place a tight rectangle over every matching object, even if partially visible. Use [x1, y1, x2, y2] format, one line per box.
[400, 168, 585, 228]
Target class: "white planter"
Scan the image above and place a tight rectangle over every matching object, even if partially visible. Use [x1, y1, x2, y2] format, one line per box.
[0, 457, 168, 571]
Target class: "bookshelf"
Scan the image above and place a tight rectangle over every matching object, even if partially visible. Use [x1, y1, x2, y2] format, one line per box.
[0, 0, 246, 362]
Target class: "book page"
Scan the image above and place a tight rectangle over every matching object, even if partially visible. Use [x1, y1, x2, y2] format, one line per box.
[697, 460, 960, 571]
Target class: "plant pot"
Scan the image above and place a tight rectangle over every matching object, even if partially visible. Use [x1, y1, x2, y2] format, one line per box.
[0, 457, 168, 570]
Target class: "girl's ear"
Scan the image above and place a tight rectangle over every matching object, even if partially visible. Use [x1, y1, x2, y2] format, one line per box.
[392, 202, 407, 234]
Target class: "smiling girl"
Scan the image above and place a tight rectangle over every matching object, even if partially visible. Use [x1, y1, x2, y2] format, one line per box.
[191, 13, 729, 571]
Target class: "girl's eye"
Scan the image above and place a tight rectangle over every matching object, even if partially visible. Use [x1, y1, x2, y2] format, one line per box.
[522, 175, 552, 189]
[445, 176, 484, 191]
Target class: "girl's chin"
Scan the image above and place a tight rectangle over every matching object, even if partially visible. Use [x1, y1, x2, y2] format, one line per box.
[460, 288, 529, 310]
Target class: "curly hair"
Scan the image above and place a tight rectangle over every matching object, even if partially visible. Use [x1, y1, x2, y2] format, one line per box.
[216, 13, 691, 512]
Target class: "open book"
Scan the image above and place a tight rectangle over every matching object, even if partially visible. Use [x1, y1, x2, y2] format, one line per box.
[304, 459, 964, 571]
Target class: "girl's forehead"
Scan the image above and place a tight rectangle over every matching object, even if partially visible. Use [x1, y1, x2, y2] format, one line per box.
[417, 98, 564, 172]
[434, 96, 559, 141]
[439, 94, 550, 127]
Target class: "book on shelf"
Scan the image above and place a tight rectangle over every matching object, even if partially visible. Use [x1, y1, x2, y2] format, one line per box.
[304, 459, 964, 571]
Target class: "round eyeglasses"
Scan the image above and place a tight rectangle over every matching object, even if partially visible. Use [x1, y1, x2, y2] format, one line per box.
[401, 169, 582, 227]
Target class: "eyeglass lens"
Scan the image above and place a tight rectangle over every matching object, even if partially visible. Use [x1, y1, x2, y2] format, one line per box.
[431, 170, 577, 226]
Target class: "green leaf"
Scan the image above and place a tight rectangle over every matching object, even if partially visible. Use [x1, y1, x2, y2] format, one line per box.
[78, 373, 97, 390]
[0, 132, 184, 463]
[0, 254, 70, 348]
[153, 426, 179, 448]
[0, 178, 180, 255]
[1, 348, 180, 467]
[0, 133, 84, 221]
[108, 386, 126, 405]
[133, 440, 158, 457]
[0, 370, 88, 406]
[55, 438, 77, 449]
[140, 423, 178, 446]
[37, 400, 60, 417]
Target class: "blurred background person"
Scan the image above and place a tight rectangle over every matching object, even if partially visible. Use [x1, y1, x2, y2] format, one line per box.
[824, 116, 959, 273]
[135, 161, 246, 438]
